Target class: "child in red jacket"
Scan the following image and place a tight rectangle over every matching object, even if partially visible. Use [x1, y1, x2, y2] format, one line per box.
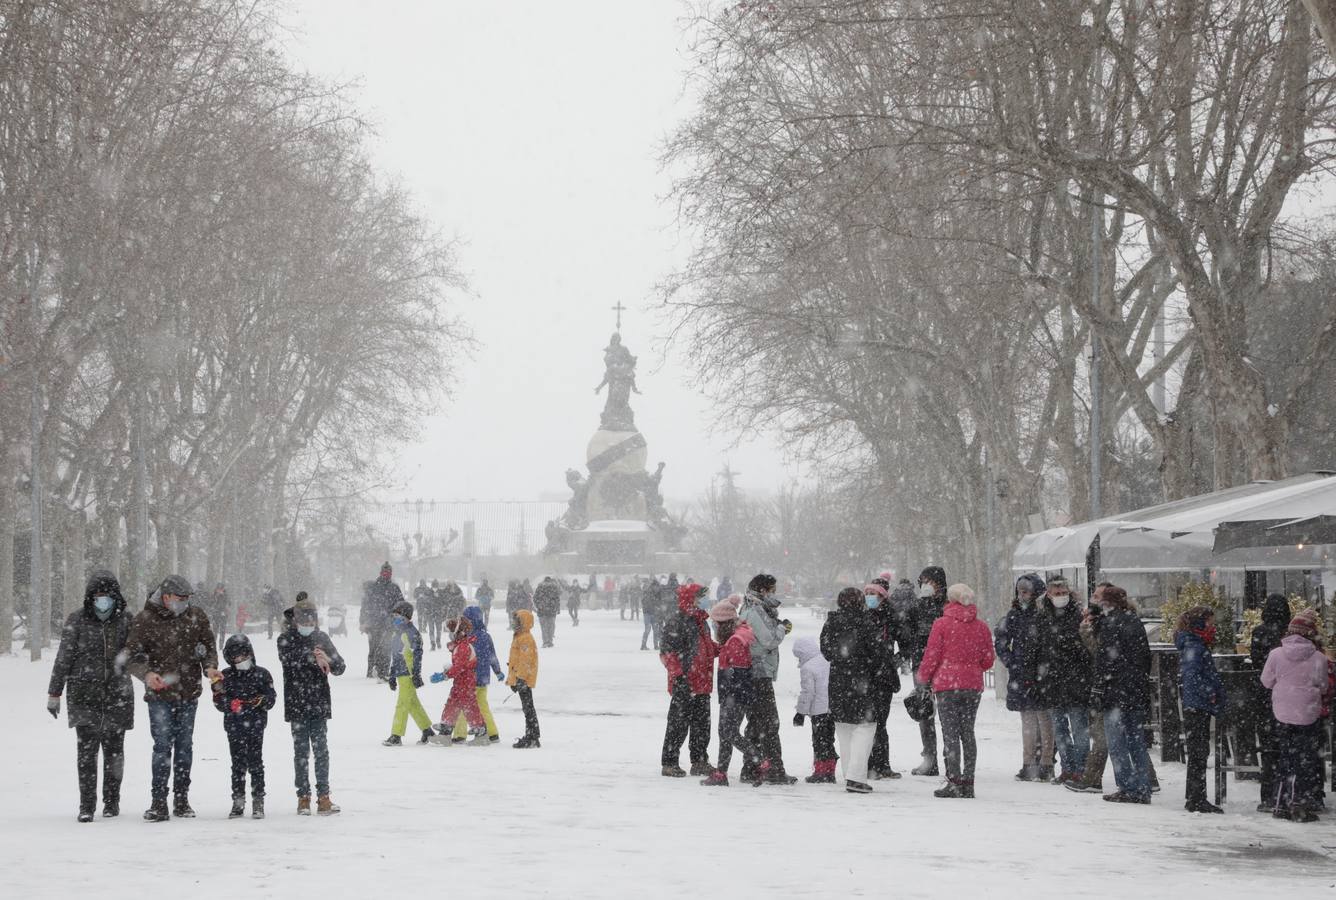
[702, 601, 759, 786]
[429, 617, 485, 745]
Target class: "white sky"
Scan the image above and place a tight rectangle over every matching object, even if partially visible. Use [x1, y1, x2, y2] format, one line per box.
[279, 0, 798, 505]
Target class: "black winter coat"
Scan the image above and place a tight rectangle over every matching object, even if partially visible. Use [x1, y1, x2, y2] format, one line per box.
[866, 605, 904, 696]
[534, 580, 562, 616]
[1091, 608, 1151, 712]
[211, 664, 277, 733]
[908, 590, 947, 667]
[1036, 604, 1093, 709]
[820, 608, 895, 724]
[47, 572, 135, 731]
[276, 616, 346, 722]
[996, 603, 1047, 710]
[360, 577, 403, 631]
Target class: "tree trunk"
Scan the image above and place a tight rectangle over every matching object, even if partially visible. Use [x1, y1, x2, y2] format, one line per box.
[0, 458, 15, 655]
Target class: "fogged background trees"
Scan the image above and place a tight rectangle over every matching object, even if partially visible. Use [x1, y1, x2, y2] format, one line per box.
[0, 1, 467, 655]
[666, 0, 1336, 601]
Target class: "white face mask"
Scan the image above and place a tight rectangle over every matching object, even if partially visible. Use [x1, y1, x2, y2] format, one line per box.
[235, 658, 254, 671]
[1051, 596, 1071, 609]
[297, 625, 316, 637]
[917, 583, 934, 599]
[165, 598, 189, 616]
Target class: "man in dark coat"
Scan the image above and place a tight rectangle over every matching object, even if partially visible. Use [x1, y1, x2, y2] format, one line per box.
[277, 593, 346, 815]
[360, 563, 402, 679]
[122, 574, 220, 821]
[1250, 593, 1292, 808]
[908, 565, 948, 775]
[1037, 578, 1093, 783]
[47, 570, 136, 821]
[534, 576, 562, 648]
[1092, 585, 1154, 803]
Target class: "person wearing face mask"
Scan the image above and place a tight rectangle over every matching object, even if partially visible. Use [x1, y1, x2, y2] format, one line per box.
[211, 634, 277, 818]
[1174, 605, 1227, 813]
[277, 593, 346, 815]
[1091, 585, 1155, 805]
[907, 566, 948, 776]
[122, 574, 220, 822]
[1037, 576, 1093, 785]
[863, 581, 906, 780]
[47, 570, 136, 822]
[382, 601, 435, 747]
[820, 588, 896, 794]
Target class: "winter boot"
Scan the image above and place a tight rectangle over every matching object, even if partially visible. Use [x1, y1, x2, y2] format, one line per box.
[77, 805, 95, 823]
[1015, 765, 1039, 782]
[1065, 777, 1103, 794]
[143, 798, 170, 822]
[229, 798, 246, 819]
[661, 764, 687, 778]
[382, 734, 402, 747]
[689, 761, 713, 777]
[467, 734, 494, 746]
[172, 795, 196, 818]
[297, 796, 312, 816]
[959, 778, 976, 798]
[418, 728, 435, 745]
[1037, 765, 1055, 782]
[102, 799, 119, 818]
[317, 795, 340, 816]
[252, 796, 265, 820]
[911, 755, 939, 777]
[933, 777, 964, 799]
[870, 766, 902, 780]
[845, 780, 873, 794]
[700, 770, 730, 787]
[1185, 799, 1223, 814]
[512, 735, 540, 749]
[806, 758, 838, 784]
[1292, 806, 1320, 823]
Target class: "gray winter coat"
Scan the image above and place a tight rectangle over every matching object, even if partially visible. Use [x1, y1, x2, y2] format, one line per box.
[741, 592, 787, 681]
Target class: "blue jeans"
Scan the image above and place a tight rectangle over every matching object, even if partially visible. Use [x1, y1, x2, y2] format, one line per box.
[291, 717, 330, 798]
[1052, 706, 1090, 775]
[641, 612, 657, 649]
[1104, 706, 1152, 799]
[147, 700, 198, 800]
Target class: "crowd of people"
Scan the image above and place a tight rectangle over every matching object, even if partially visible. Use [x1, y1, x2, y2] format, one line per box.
[42, 559, 1334, 825]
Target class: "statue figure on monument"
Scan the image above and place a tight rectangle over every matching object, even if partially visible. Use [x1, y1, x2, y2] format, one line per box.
[594, 332, 640, 432]
[563, 468, 591, 530]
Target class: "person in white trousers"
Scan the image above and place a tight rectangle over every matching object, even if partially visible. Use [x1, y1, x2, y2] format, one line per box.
[820, 587, 896, 794]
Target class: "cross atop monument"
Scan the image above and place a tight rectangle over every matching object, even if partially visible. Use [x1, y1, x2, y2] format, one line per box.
[611, 301, 627, 331]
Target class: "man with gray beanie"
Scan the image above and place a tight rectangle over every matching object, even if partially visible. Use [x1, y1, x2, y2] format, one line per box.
[122, 574, 219, 821]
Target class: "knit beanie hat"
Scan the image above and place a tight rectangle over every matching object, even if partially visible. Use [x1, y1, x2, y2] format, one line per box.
[708, 600, 739, 622]
[1287, 608, 1321, 642]
[293, 591, 318, 625]
[863, 583, 889, 599]
[726, 593, 743, 610]
[392, 600, 414, 620]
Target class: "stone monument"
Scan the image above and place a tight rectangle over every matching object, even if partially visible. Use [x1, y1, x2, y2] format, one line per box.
[542, 307, 686, 570]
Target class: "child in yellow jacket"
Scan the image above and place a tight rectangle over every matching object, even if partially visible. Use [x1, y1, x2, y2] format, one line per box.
[506, 609, 541, 748]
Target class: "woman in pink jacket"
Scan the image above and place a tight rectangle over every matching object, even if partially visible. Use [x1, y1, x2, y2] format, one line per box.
[916, 583, 996, 799]
[1260, 609, 1331, 822]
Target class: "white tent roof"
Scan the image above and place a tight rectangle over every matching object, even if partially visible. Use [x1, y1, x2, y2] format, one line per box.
[1115, 474, 1336, 537]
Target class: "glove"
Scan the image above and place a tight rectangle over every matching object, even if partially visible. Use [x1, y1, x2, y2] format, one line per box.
[412, 675, 424, 689]
[47, 696, 60, 719]
[430, 672, 445, 684]
[509, 683, 517, 693]
[781, 619, 793, 635]
[388, 678, 397, 691]
[230, 698, 244, 714]
[793, 713, 804, 727]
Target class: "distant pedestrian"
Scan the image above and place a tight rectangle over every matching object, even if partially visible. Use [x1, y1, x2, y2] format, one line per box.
[507, 610, 541, 748]
[820, 587, 895, 794]
[791, 635, 836, 784]
[1261, 609, 1331, 823]
[1174, 605, 1226, 814]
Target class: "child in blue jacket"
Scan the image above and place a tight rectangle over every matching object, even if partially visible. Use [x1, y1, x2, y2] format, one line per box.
[212, 634, 277, 819]
[1174, 605, 1226, 814]
[462, 606, 504, 744]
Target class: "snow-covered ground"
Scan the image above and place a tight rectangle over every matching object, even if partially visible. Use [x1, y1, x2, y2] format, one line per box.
[3, 607, 1333, 898]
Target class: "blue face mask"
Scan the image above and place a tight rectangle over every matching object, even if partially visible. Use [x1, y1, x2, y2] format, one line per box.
[92, 595, 115, 618]
[393, 615, 407, 627]
[697, 598, 711, 611]
[297, 625, 316, 637]
[865, 596, 881, 610]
